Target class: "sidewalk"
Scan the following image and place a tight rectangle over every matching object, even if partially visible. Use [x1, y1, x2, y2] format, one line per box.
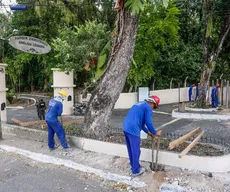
[0, 133, 230, 192]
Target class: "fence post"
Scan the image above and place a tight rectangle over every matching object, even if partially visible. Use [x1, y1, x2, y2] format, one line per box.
[221, 79, 224, 105]
[170, 78, 173, 89]
[184, 76, 188, 88]
[226, 80, 229, 109]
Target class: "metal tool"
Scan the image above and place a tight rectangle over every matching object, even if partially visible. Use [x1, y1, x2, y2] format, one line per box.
[151, 136, 155, 170]
[151, 130, 162, 171]
[155, 135, 161, 170]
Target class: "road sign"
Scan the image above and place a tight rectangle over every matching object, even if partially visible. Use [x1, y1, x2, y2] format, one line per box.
[8, 36, 51, 54]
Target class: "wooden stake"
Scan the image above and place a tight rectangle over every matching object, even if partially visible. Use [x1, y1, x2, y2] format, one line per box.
[178, 131, 205, 158]
[168, 127, 201, 150]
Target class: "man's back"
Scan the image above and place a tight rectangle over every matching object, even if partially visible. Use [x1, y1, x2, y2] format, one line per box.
[123, 101, 153, 136]
[45, 99, 62, 122]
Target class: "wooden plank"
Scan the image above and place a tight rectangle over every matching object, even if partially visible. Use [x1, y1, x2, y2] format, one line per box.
[168, 127, 201, 150]
[17, 116, 70, 127]
[11, 118, 23, 125]
[178, 131, 205, 158]
[42, 119, 84, 128]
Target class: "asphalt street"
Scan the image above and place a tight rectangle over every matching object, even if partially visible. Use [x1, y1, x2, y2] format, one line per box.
[6, 103, 230, 143]
[0, 149, 116, 192]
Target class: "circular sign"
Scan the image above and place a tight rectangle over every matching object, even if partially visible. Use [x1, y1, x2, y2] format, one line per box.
[8, 36, 51, 54]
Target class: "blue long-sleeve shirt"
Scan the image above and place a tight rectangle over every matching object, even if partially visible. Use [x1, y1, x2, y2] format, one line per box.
[189, 85, 193, 95]
[123, 101, 156, 137]
[45, 98, 63, 122]
[211, 86, 217, 98]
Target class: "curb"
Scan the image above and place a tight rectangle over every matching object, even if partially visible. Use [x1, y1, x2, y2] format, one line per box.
[172, 109, 230, 120]
[2, 124, 230, 173]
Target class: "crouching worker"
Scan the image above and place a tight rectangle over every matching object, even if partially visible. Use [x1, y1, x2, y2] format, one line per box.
[45, 91, 69, 151]
[123, 95, 161, 177]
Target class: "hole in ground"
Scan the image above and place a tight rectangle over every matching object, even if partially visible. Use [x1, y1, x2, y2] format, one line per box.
[149, 163, 165, 172]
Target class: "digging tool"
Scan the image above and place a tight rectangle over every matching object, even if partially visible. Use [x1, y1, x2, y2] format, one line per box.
[151, 130, 162, 171]
[155, 130, 162, 171]
[151, 136, 155, 170]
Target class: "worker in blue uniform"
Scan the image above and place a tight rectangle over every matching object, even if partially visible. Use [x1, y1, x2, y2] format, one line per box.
[195, 83, 200, 101]
[45, 91, 69, 150]
[188, 84, 195, 102]
[123, 95, 161, 177]
[211, 84, 219, 108]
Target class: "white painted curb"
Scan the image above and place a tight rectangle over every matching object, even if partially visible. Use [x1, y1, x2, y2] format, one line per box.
[185, 107, 217, 112]
[172, 109, 230, 120]
[6, 106, 24, 109]
[0, 145, 146, 188]
[2, 124, 230, 173]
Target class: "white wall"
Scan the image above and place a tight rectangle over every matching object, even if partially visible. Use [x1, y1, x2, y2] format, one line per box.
[114, 87, 189, 109]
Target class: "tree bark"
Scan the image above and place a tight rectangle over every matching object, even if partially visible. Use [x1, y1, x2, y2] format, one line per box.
[197, 1, 230, 107]
[84, 8, 139, 140]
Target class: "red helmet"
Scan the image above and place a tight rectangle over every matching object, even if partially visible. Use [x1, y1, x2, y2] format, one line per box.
[216, 83, 220, 87]
[147, 95, 160, 107]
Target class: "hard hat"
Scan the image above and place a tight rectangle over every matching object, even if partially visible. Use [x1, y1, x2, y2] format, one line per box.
[216, 83, 220, 87]
[147, 95, 160, 107]
[58, 91, 67, 97]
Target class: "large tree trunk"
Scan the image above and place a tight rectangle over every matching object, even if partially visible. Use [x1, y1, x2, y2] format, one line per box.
[84, 8, 139, 140]
[197, 1, 230, 107]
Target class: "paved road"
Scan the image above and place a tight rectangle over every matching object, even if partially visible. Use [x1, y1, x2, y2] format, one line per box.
[6, 103, 230, 143]
[0, 149, 116, 192]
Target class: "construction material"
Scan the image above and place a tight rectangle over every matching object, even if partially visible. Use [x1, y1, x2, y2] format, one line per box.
[11, 116, 76, 127]
[11, 118, 23, 125]
[179, 131, 205, 158]
[168, 127, 201, 150]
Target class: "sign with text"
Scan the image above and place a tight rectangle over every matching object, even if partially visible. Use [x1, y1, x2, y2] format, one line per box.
[8, 36, 51, 54]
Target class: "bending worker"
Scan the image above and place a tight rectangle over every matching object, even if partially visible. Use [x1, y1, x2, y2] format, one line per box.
[45, 91, 69, 150]
[211, 84, 219, 108]
[123, 95, 161, 177]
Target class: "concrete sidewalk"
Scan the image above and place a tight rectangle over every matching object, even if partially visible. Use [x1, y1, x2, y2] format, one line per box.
[0, 133, 229, 192]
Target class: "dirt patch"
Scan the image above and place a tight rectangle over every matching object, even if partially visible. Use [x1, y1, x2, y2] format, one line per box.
[30, 124, 226, 157]
[108, 133, 225, 157]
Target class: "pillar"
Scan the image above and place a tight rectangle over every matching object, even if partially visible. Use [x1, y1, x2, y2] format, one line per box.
[0, 63, 8, 122]
[51, 68, 76, 115]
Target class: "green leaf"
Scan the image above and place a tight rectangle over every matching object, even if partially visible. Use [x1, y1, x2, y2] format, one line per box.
[125, 0, 144, 15]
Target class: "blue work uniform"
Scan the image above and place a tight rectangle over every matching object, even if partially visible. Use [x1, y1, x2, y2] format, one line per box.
[123, 101, 156, 174]
[188, 85, 193, 102]
[45, 97, 68, 149]
[211, 86, 218, 107]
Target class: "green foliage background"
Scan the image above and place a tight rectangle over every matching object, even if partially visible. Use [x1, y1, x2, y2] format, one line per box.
[0, 0, 229, 93]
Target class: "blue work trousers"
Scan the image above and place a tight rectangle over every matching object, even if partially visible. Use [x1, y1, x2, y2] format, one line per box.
[188, 93, 192, 102]
[124, 131, 141, 174]
[211, 96, 218, 107]
[46, 120, 68, 149]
